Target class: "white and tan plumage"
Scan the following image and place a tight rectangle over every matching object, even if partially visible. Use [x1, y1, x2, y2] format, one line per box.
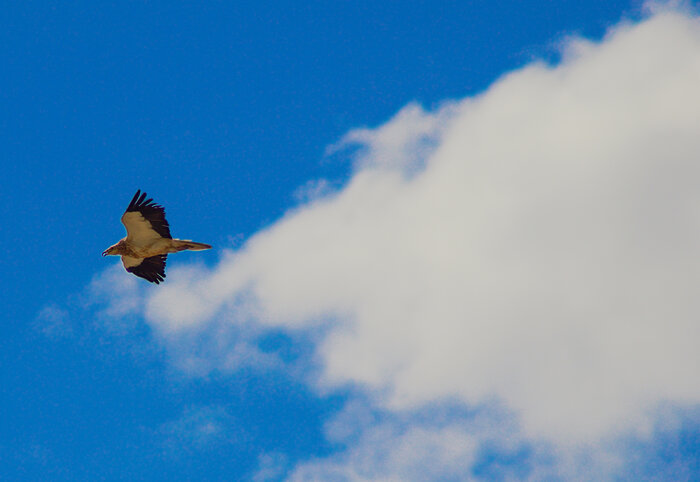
[102, 190, 211, 284]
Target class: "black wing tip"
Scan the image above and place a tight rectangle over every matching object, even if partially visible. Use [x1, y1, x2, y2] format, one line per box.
[126, 189, 164, 211]
[127, 189, 147, 210]
[127, 190, 142, 210]
[145, 272, 165, 284]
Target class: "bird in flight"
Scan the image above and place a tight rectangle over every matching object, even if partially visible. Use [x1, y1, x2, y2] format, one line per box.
[102, 190, 211, 284]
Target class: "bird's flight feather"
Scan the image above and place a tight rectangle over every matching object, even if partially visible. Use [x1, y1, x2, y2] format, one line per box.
[121, 189, 172, 246]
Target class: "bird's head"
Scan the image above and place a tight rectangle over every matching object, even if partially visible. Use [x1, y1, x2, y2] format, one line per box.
[102, 242, 121, 256]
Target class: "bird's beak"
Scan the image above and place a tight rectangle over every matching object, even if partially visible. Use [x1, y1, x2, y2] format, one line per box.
[102, 250, 108, 256]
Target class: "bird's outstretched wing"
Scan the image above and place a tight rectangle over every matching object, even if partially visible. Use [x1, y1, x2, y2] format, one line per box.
[121, 190, 172, 245]
[122, 254, 167, 284]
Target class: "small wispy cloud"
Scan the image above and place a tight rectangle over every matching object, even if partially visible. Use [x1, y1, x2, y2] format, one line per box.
[293, 179, 337, 205]
[158, 405, 244, 455]
[328, 101, 458, 177]
[34, 305, 72, 339]
[253, 452, 289, 482]
[84, 263, 145, 333]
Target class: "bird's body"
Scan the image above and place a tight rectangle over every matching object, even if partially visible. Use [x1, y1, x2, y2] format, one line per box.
[105, 237, 210, 259]
[103, 190, 211, 283]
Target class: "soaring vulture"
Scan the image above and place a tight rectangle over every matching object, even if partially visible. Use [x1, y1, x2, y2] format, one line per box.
[102, 190, 211, 284]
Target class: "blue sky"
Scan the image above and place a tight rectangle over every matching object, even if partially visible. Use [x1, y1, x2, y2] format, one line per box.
[3, 1, 700, 480]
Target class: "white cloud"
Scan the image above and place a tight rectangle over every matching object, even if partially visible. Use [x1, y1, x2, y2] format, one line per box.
[87, 263, 145, 326]
[288, 413, 482, 481]
[253, 452, 289, 482]
[296, 426, 477, 481]
[88, 5, 700, 477]
[269, 399, 698, 481]
[34, 305, 71, 338]
[158, 405, 243, 455]
[280, 400, 605, 482]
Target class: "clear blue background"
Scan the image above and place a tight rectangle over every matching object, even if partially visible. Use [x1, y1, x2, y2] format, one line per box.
[6, 1, 691, 480]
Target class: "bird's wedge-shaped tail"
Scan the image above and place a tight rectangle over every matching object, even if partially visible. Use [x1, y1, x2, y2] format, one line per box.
[172, 240, 212, 251]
